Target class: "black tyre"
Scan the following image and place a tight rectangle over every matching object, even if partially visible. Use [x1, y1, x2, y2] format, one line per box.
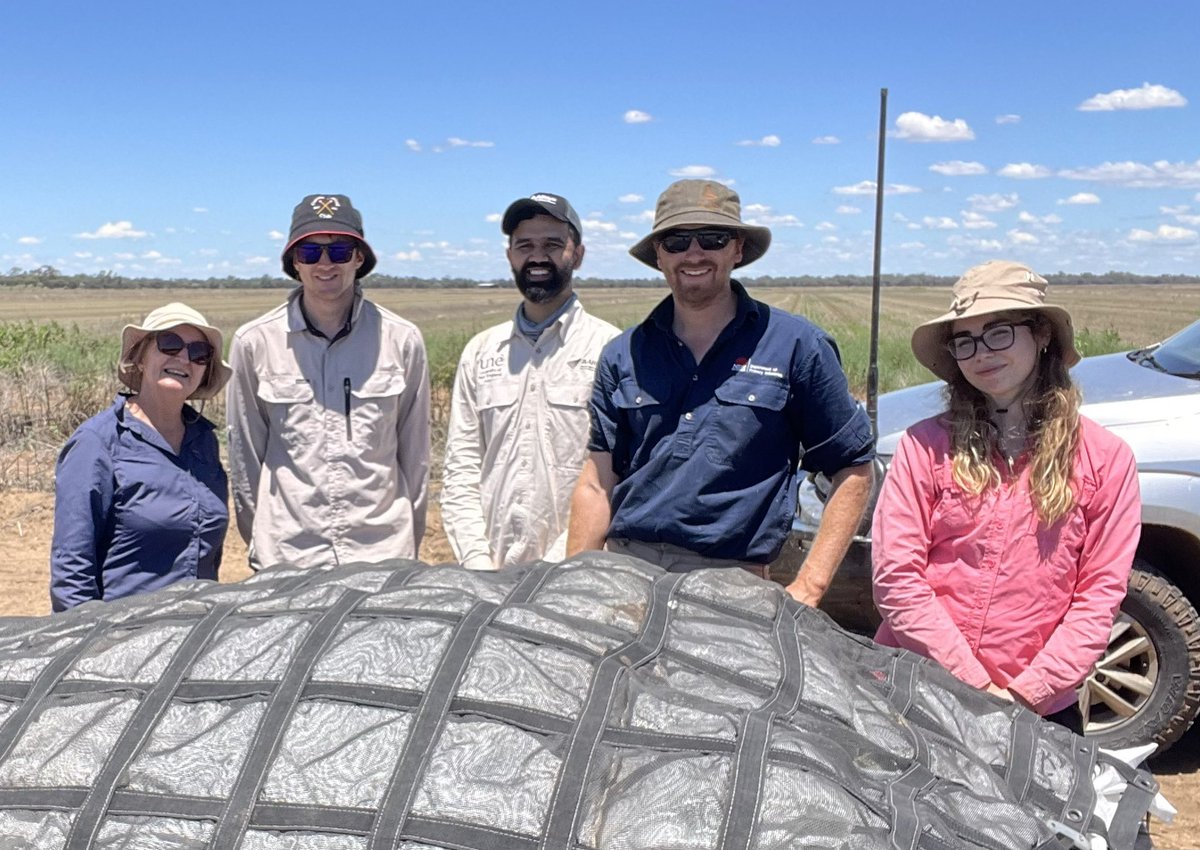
[1075, 565, 1200, 752]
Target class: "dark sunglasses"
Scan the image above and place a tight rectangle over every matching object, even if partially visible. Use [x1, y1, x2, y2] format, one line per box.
[657, 229, 737, 253]
[946, 320, 1037, 361]
[156, 331, 214, 365]
[293, 242, 358, 265]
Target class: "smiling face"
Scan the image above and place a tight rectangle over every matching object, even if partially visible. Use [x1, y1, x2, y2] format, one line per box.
[293, 234, 364, 311]
[506, 214, 583, 308]
[951, 311, 1051, 409]
[137, 324, 210, 401]
[654, 228, 743, 310]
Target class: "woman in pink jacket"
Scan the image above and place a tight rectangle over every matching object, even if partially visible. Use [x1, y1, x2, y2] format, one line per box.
[872, 260, 1140, 719]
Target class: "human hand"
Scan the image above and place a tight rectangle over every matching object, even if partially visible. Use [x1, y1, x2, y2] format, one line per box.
[985, 683, 1015, 702]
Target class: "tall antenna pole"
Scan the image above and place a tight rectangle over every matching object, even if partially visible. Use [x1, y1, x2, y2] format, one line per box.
[867, 88, 888, 441]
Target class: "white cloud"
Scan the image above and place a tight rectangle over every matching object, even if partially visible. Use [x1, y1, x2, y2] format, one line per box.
[835, 205, 861, 215]
[1017, 211, 1062, 225]
[73, 251, 92, 258]
[893, 111, 975, 142]
[897, 241, 926, 249]
[141, 250, 163, 259]
[1160, 204, 1190, 215]
[1008, 229, 1039, 245]
[405, 139, 421, 152]
[626, 209, 655, 222]
[960, 211, 996, 230]
[268, 229, 286, 241]
[815, 222, 837, 232]
[17, 236, 41, 245]
[998, 162, 1052, 179]
[929, 160, 988, 176]
[995, 114, 1021, 125]
[192, 207, 208, 214]
[447, 137, 494, 148]
[1128, 224, 1198, 242]
[584, 220, 618, 233]
[623, 109, 653, 124]
[618, 193, 643, 203]
[812, 135, 840, 145]
[833, 180, 921, 196]
[1058, 159, 1200, 188]
[1177, 214, 1200, 226]
[114, 252, 135, 260]
[967, 193, 1020, 212]
[743, 203, 770, 215]
[751, 213, 802, 227]
[1057, 193, 1101, 205]
[246, 256, 270, 265]
[922, 216, 959, 230]
[484, 213, 501, 223]
[736, 134, 781, 147]
[393, 250, 424, 261]
[76, 221, 147, 240]
[1078, 82, 1187, 112]
[670, 165, 717, 178]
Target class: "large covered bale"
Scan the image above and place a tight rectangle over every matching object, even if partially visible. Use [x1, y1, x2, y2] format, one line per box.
[0, 553, 1156, 849]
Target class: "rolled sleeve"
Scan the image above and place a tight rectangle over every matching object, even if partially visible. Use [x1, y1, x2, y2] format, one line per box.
[794, 333, 875, 476]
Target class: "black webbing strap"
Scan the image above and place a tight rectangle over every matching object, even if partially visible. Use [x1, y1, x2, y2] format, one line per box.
[887, 656, 930, 767]
[1003, 708, 1040, 802]
[366, 600, 497, 850]
[538, 570, 684, 850]
[0, 619, 109, 764]
[209, 588, 369, 848]
[1104, 756, 1159, 850]
[1057, 736, 1099, 838]
[886, 764, 937, 850]
[65, 602, 237, 849]
[717, 594, 807, 850]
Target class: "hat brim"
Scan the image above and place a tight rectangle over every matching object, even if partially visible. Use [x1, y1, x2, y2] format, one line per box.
[119, 315, 232, 401]
[911, 302, 1080, 383]
[629, 217, 772, 270]
[281, 227, 377, 280]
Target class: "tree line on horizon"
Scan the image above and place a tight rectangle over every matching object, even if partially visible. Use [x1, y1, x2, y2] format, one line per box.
[4, 265, 1198, 291]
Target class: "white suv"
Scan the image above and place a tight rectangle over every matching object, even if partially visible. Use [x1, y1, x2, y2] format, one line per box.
[791, 318, 1200, 752]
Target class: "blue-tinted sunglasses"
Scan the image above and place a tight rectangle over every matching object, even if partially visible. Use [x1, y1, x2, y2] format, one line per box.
[156, 331, 214, 365]
[293, 242, 358, 265]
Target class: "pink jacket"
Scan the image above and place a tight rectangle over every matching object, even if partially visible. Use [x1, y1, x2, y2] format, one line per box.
[872, 414, 1140, 714]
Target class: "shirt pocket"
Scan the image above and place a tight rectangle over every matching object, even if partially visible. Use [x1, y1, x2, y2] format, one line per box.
[256, 372, 316, 450]
[704, 379, 789, 469]
[476, 381, 520, 446]
[1037, 476, 1098, 594]
[545, 381, 593, 471]
[351, 370, 409, 438]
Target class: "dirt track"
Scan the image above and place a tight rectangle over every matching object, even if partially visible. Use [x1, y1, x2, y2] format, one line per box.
[1, 489, 1195, 845]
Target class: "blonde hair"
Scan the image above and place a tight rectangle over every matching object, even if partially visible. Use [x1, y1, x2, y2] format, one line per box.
[944, 312, 1081, 526]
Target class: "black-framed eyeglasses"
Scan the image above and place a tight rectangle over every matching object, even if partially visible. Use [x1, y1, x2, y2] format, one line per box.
[657, 229, 737, 253]
[946, 320, 1036, 361]
[293, 242, 358, 265]
[156, 331, 214, 365]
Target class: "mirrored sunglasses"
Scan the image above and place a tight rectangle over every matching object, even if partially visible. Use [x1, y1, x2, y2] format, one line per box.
[946, 320, 1036, 361]
[155, 331, 214, 365]
[657, 229, 737, 254]
[293, 242, 358, 264]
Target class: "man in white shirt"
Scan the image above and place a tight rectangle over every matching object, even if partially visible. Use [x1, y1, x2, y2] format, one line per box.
[441, 193, 619, 570]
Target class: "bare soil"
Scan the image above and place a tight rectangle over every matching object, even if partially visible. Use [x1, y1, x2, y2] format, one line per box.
[1, 489, 1195, 845]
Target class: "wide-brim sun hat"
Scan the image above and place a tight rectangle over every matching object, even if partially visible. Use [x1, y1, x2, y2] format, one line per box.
[629, 179, 771, 270]
[911, 259, 1080, 383]
[118, 303, 233, 400]
[281, 193, 377, 280]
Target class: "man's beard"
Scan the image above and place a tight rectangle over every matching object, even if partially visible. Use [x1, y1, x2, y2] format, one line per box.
[514, 261, 570, 304]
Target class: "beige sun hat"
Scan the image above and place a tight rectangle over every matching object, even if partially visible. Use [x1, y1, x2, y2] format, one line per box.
[911, 260, 1080, 383]
[629, 179, 772, 270]
[118, 303, 232, 400]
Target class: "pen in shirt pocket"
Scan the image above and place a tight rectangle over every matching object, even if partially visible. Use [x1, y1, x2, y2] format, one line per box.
[343, 377, 352, 440]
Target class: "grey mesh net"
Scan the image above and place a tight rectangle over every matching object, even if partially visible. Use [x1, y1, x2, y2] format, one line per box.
[0, 553, 1157, 849]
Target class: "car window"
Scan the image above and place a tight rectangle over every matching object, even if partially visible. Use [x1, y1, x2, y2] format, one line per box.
[1142, 319, 1200, 377]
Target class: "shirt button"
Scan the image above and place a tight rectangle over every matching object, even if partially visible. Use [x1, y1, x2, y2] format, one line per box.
[748, 394, 757, 402]
[635, 396, 643, 404]
[692, 374, 698, 381]
[684, 412, 694, 421]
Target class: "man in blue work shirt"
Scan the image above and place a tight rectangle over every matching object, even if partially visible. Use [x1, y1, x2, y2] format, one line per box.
[567, 179, 875, 606]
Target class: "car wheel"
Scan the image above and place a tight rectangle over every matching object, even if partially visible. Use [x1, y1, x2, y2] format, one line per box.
[1075, 565, 1200, 752]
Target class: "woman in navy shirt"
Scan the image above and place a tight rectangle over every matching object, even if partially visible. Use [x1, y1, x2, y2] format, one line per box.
[50, 303, 233, 611]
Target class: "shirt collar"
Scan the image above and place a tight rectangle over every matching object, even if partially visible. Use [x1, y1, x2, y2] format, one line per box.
[287, 284, 363, 340]
[645, 278, 759, 333]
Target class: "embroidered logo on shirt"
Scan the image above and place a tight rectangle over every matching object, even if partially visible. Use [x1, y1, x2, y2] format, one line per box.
[310, 196, 341, 219]
[732, 357, 785, 379]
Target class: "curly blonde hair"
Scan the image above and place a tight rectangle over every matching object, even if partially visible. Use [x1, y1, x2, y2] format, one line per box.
[944, 312, 1081, 526]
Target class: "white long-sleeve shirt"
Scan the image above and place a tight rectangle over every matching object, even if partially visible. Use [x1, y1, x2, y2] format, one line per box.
[226, 288, 430, 570]
[441, 298, 618, 570]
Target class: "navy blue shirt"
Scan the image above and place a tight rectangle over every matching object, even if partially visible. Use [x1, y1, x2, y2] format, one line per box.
[588, 282, 874, 563]
[50, 395, 229, 611]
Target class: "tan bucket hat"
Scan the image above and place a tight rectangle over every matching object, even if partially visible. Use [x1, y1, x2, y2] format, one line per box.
[911, 260, 1080, 383]
[118, 303, 233, 400]
[629, 179, 771, 270]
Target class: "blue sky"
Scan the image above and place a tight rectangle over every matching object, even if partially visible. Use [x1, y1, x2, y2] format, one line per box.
[4, 1, 1198, 281]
